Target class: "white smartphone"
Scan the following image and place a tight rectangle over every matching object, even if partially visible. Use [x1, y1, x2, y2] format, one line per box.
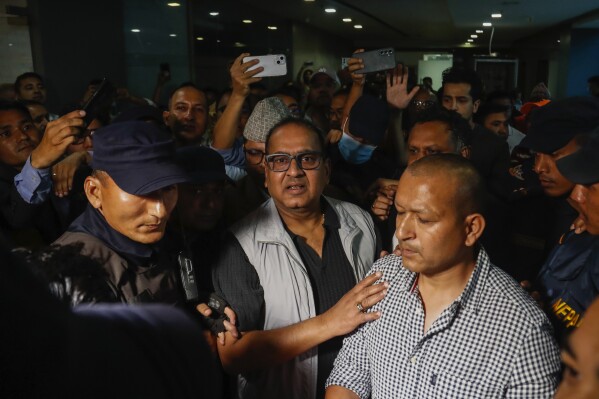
[243, 54, 287, 77]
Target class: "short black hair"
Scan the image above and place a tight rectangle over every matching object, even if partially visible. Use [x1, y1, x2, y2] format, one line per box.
[171, 82, 200, 96]
[411, 107, 472, 149]
[441, 67, 483, 102]
[167, 83, 204, 107]
[407, 153, 486, 217]
[486, 90, 514, 103]
[473, 103, 510, 125]
[14, 72, 44, 91]
[0, 101, 33, 119]
[271, 84, 302, 102]
[265, 117, 326, 157]
[588, 76, 599, 84]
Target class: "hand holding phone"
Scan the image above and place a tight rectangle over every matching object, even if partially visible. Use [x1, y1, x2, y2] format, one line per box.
[242, 54, 287, 77]
[79, 78, 115, 138]
[230, 53, 264, 97]
[347, 49, 366, 86]
[352, 48, 396, 74]
[29, 109, 87, 169]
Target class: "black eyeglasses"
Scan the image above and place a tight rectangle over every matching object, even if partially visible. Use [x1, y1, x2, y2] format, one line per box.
[265, 152, 323, 172]
[72, 128, 95, 144]
[244, 148, 265, 165]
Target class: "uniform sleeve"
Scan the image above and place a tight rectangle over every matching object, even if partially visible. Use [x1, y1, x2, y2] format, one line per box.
[506, 321, 560, 398]
[325, 326, 372, 399]
[211, 232, 265, 331]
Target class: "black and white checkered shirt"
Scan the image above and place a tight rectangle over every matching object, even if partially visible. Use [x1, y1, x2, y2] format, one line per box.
[326, 248, 561, 398]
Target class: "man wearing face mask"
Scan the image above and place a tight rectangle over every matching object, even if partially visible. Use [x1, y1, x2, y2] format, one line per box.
[327, 94, 397, 209]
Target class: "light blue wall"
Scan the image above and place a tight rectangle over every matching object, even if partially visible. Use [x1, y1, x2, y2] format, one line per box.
[566, 28, 599, 97]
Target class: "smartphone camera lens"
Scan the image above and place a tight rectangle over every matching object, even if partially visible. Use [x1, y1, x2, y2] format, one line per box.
[276, 60, 281, 64]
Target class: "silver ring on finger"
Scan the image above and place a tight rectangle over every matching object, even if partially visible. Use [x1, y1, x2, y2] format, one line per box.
[356, 302, 365, 313]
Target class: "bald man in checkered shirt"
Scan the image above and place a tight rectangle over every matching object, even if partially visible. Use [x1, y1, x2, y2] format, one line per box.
[326, 154, 560, 399]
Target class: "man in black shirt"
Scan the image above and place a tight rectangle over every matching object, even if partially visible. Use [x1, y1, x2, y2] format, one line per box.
[439, 67, 513, 200]
[212, 118, 385, 399]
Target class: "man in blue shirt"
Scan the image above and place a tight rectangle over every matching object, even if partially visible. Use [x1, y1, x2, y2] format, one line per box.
[0, 101, 85, 247]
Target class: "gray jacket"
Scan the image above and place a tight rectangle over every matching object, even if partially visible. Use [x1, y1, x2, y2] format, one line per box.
[231, 196, 378, 399]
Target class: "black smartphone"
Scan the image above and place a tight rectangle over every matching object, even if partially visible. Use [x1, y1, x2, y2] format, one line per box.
[352, 48, 397, 74]
[80, 77, 114, 137]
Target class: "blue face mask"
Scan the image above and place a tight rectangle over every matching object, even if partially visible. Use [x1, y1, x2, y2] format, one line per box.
[338, 132, 376, 164]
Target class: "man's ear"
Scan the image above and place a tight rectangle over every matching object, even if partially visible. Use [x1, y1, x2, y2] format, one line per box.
[472, 99, 481, 114]
[84, 176, 103, 210]
[460, 145, 471, 160]
[464, 213, 485, 247]
[162, 110, 170, 126]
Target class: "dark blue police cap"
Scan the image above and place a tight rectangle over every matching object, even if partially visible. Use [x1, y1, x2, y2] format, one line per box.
[520, 96, 599, 153]
[175, 146, 233, 185]
[92, 121, 189, 195]
[557, 129, 599, 185]
[348, 94, 390, 146]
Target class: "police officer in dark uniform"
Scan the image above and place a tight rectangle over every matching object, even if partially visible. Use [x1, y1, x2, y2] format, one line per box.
[537, 128, 599, 341]
[53, 121, 190, 304]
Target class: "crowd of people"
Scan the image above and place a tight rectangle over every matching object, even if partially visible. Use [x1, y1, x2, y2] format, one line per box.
[1, 50, 599, 399]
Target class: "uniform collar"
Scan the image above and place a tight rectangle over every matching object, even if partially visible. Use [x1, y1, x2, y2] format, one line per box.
[68, 205, 154, 263]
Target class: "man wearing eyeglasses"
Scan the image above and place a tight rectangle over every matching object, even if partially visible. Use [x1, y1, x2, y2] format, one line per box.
[221, 96, 292, 225]
[213, 117, 385, 399]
